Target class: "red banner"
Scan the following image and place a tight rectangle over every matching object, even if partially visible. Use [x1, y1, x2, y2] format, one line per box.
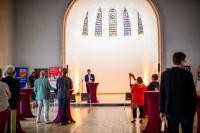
[48, 67, 62, 81]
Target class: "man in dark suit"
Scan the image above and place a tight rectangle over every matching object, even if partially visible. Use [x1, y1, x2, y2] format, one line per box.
[56, 68, 73, 125]
[85, 69, 95, 95]
[160, 52, 197, 133]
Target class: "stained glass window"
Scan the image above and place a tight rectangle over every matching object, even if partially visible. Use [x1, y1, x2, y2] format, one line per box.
[82, 12, 88, 36]
[109, 8, 117, 36]
[123, 8, 131, 36]
[95, 8, 102, 36]
[138, 12, 144, 35]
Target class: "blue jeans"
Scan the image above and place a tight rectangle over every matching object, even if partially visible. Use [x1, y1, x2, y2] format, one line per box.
[58, 98, 69, 123]
[166, 115, 194, 133]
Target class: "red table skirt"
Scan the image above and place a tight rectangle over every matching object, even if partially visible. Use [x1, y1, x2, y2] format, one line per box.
[0, 108, 10, 133]
[87, 83, 99, 103]
[144, 91, 161, 133]
[20, 89, 34, 118]
[53, 101, 75, 123]
[19, 93, 26, 120]
[54, 90, 75, 123]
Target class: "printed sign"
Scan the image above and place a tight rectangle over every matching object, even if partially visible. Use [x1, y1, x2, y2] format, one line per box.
[48, 67, 62, 88]
[15, 67, 28, 89]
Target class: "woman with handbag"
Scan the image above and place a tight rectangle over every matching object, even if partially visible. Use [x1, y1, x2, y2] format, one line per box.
[131, 77, 147, 123]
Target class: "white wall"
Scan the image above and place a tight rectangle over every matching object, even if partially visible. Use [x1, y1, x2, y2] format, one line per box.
[66, 0, 158, 93]
[12, 0, 200, 88]
[0, 0, 13, 68]
[13, 0, 71, 72]
[156, 0, 200, 76]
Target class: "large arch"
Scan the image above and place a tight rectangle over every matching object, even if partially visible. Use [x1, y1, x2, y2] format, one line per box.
[61, 0, 164, 93]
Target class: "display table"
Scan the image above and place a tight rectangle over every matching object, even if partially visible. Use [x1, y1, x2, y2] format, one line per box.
[87, 83, 99, 103]
[197, 96, 200, 133]
[17, 98, 25, 133]
[54, 90, 75, 123]
[144, 91, 161, 133]
[20, 89, 34, 118]
[144, 92, 148, 116]
[19, 93, 26, 120]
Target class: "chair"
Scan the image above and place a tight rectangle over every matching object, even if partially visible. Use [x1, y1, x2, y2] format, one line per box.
[49, 90, 57, 112]
[81, 93, 89, 101]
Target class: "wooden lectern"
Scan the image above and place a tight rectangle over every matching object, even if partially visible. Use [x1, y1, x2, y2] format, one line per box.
[87, 83, 99, 103]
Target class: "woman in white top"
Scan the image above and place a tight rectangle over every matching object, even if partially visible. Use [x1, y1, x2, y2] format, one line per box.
[0, 68, 11, 133]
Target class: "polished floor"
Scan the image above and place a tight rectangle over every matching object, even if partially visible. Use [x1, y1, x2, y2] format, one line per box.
[21, 106, 198, 133]
[21, 106, 146, 133]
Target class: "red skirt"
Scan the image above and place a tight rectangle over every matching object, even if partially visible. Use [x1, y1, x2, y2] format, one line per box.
[0, 108, 10, 133]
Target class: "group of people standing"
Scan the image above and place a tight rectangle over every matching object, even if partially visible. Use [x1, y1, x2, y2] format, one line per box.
[33, 68, 73, 125]
[0, 52, 197, 133]
[130, 73, 159, 123]
[0, 66, 73, 133]
[130, 52, 197, 133]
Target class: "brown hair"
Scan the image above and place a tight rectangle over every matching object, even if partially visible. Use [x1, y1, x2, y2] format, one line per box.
[152, 74, 158, 80]
[173, 52, 186, 65]
[137, 77, 143, 84]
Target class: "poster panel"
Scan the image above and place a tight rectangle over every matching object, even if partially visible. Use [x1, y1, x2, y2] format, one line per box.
[15, 67, 28, 89]
[48, 67, 62, 88]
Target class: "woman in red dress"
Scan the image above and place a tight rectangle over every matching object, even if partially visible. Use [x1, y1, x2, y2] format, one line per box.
[131, 77, 147, 123]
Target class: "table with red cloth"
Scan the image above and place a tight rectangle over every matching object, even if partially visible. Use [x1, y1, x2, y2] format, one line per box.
[20, 89, 34, 118]
[18, 93, 26, 120]
[16, 94, 25, 133]
[54, 90, 75, 123]
[144, 91, 161, 133]
[87, 83, 99, 103]
[197, 96, 200, 133]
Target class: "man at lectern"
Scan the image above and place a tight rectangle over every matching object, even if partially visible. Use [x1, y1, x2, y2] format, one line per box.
[85, 69, 95, 94]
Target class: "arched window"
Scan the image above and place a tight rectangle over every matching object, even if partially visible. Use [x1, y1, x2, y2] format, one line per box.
[108, 8, 117, 36]
[95, 8, 102, 37]
[82, 8, 144, 37]
[82, 12, 88, 36]
[138, 12, 144, 35]
[123, 8, 131, 36]
[65, 0, 161, 93]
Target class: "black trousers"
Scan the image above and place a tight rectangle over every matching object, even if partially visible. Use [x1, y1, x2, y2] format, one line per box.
[167, 115, 194, 133]
[132, 106, 144, 119]
[86, 85, 90, 94]
[86, 85, 90, 102]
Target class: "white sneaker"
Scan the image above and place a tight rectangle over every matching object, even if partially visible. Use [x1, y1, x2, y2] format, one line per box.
[45, 121, 51, 124]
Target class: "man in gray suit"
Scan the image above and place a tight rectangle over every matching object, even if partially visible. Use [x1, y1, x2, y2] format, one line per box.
[56, 68, 73, 125]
